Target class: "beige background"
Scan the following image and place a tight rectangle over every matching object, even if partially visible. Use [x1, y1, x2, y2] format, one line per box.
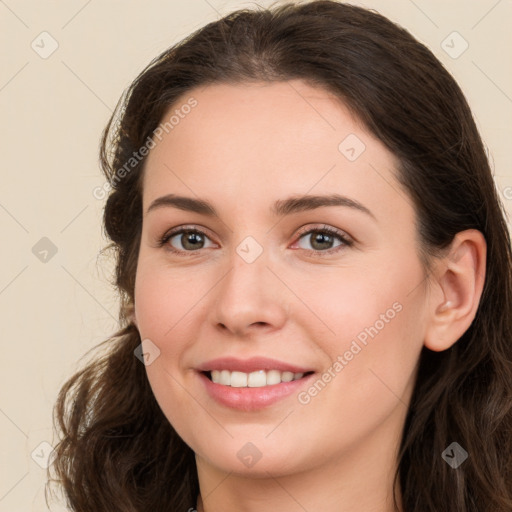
[1, 0, 511, 510]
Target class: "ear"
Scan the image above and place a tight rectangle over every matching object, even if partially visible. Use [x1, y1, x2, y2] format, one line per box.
[424, 229, 487, 352]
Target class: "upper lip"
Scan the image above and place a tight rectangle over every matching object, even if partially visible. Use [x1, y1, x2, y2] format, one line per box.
[196, 356, 314, 374]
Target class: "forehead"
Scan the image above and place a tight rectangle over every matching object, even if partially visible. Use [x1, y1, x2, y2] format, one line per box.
[141, 80, 405, 221]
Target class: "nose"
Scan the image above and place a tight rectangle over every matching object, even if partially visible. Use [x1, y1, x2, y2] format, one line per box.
[209, 243, 289, 338]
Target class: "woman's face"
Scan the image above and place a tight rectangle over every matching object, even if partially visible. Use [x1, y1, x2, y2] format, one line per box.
[134, 80, 430, 478]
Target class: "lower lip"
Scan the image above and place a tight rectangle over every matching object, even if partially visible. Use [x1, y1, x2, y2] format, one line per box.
[197, 371, 315, 411]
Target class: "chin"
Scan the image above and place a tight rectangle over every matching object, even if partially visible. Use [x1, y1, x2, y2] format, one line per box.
[194, 435, 308, 478]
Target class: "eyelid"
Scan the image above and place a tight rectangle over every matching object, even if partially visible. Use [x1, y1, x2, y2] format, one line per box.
[294, 224, 353, 243]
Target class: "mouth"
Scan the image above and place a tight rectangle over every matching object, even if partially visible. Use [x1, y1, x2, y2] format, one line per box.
[198, 369, 316, 411]
[195, 356, 317, 410]
[201, 369, 316, 388]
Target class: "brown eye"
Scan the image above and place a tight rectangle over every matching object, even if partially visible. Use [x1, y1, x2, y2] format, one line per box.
[174, 231, 206, 251]
[159, 227, 215, 254]
[294, 226, 353, 256]
[300, 231, 339, 251]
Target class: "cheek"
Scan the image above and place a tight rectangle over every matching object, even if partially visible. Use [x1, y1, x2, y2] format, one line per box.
[133, 264, 200, 437]
[134, 260, 203, 341]
[299, 257, 425, 394]
[289, 279, 423, 457]
[290, 263, 409, 348]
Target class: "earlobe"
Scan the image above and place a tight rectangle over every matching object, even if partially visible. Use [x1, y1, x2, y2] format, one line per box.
[424, 229, 486, 352]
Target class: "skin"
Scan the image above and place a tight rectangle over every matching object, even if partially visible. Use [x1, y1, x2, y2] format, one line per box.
[132, 79, 486, 512]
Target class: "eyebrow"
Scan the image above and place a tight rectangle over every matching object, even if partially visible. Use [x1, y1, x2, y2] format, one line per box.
[146, 193, 376, 220]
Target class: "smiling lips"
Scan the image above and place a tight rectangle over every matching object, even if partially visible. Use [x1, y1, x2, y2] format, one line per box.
[209, 369, 306, 387]
[196, 356, 316, 410]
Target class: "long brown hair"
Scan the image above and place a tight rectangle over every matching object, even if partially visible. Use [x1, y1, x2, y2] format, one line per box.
[47, 1, 512, 510]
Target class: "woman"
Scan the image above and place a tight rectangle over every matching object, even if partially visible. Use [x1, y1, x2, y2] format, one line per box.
[48, 1, 512, 511]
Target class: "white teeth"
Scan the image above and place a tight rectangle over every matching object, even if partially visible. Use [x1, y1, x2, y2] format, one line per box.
[208, 369, 306, 387]
[281, 371, 294, 382]
[248, 370, 266, 387]
[230, 371, 247, 387]
[219, 370, 230, 385]
[266, 369, 281, 385]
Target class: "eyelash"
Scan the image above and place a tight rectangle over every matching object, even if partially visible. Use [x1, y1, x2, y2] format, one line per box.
[157, 224, 353, 258]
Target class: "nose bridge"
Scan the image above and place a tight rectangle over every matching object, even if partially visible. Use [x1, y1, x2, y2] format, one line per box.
[210, 233, 288, 334]
[223, 234, 273, 305]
